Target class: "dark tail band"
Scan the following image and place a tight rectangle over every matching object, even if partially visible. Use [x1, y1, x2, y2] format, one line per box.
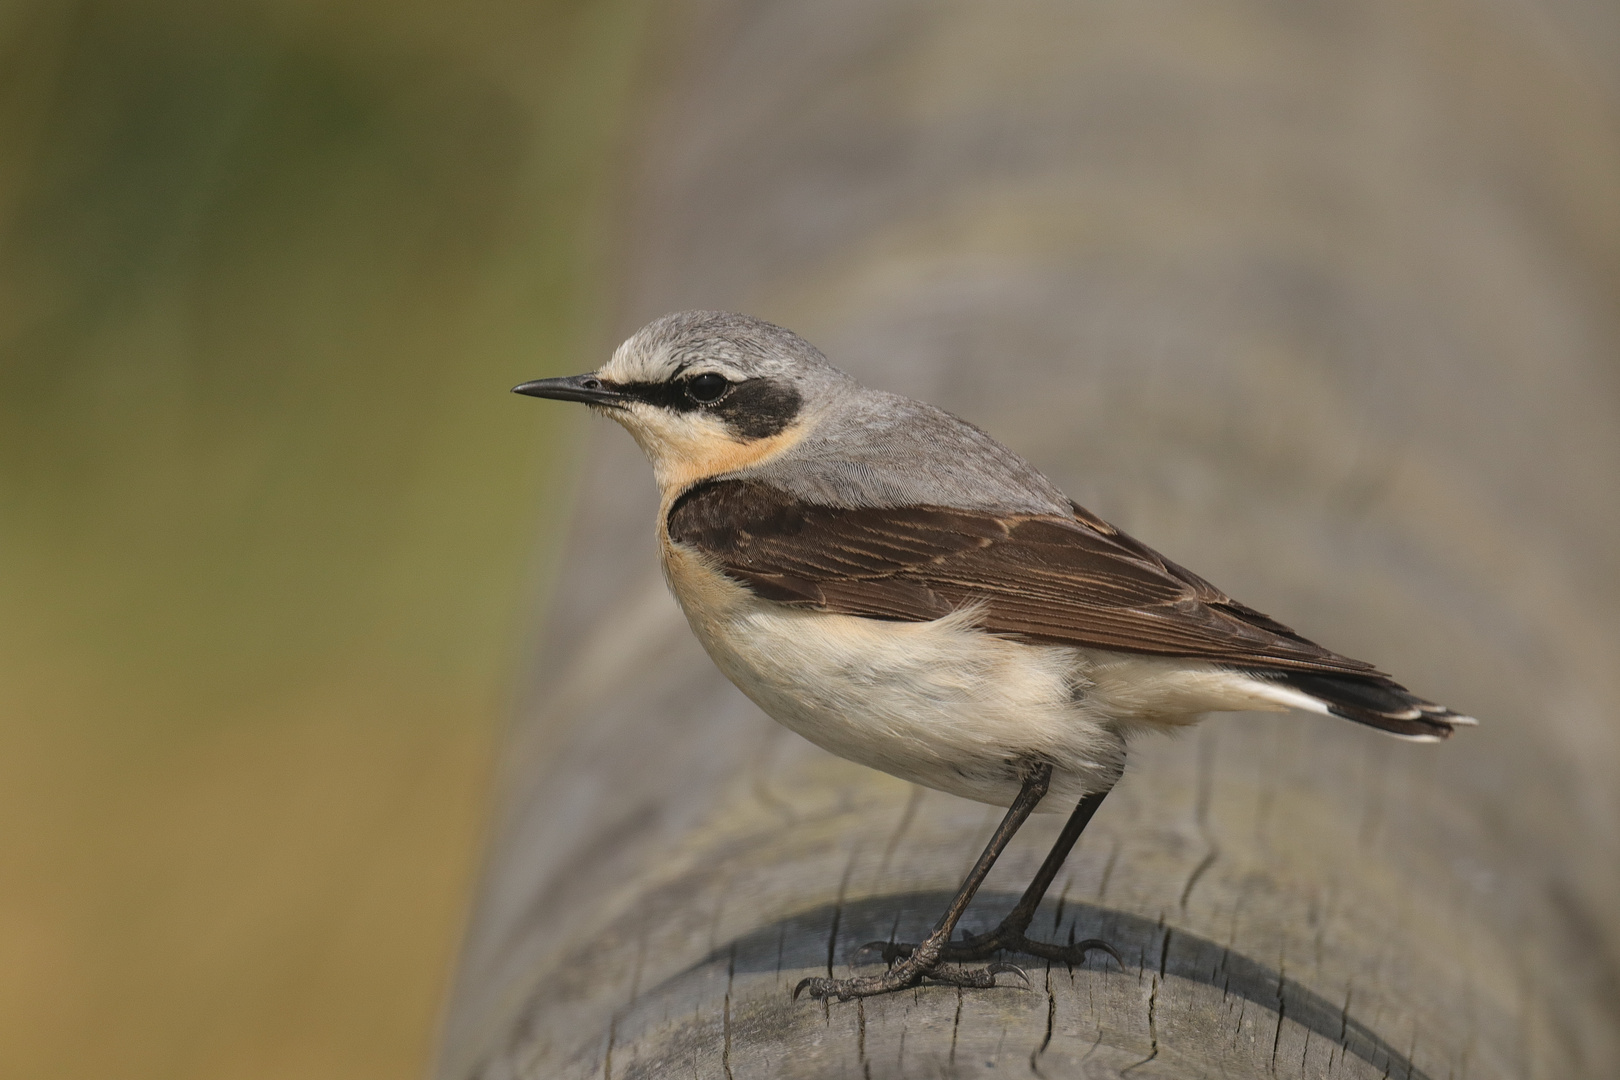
[1260, 670, 1475, 741]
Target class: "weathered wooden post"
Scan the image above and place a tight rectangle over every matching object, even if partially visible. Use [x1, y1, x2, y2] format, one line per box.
[436, 2, 1620, 1076]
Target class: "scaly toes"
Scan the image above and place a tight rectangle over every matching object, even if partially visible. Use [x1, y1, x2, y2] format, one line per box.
[887, 928, 1009, 965]
[857, 933, 980, 965]
[793, 971, 907, 1002]
[793, 959, 1025, 1001]
[1000, 933, 1126, 969]
[935, 929, 1127, 969]
[793, 976, 843, 1001]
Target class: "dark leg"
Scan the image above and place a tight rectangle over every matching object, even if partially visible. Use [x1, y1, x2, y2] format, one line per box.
[873, 782, 1123, 969]
[794, 764, 1053, 1002]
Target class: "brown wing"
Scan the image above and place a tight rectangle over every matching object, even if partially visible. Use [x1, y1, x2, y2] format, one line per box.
[666, 478, 1383, 676]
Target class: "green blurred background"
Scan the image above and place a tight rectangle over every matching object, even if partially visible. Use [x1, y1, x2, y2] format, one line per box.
[0, 1, 649, 1076]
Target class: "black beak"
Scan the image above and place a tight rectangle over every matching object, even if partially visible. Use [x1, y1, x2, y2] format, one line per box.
[511, 373, 625, 407]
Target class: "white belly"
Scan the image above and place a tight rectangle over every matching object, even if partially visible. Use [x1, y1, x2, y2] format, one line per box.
[662, 548, 1120, 806]
[661, 546, 1304, 808]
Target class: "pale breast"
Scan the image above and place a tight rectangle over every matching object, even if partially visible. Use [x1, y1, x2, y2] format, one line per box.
[658, 538, 1125, 807]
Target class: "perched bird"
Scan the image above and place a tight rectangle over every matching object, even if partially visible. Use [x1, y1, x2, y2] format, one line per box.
[514, 310, 1474, 1001]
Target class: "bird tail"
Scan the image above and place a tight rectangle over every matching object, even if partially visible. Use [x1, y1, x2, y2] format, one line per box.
[1261, 670, 1476, 741]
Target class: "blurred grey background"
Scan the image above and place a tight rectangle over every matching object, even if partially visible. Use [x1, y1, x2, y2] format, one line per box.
[2, 1, 1616, 1078]
[443, 1, 1620, 1077]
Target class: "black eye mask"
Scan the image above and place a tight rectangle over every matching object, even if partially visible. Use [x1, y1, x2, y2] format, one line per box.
[611, 376, 803, 440]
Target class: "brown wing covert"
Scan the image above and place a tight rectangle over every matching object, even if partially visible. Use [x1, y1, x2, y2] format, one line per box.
[666, 479, 1377, 676]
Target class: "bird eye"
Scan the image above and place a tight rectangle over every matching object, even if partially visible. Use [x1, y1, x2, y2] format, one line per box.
[685, 372, 729, 403]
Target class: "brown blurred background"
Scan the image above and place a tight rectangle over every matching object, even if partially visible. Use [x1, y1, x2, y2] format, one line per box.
[0, 1, 650, 1077]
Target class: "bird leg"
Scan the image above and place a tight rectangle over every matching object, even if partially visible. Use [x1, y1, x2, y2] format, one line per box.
[794, 763, 1053, 1002]
[868, 784, 1124, 970]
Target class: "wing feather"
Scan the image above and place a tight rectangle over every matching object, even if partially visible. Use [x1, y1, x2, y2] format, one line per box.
[666, 479, 1381, 676]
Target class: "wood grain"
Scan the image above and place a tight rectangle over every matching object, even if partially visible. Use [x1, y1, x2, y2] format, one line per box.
[437, 0, 1620, 1076]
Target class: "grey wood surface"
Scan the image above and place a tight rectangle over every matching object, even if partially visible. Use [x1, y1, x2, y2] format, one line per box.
[437, 1, 1620, 1076]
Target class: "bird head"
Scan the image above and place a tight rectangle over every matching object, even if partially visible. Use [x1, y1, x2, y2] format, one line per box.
[513, 311, 853, 493]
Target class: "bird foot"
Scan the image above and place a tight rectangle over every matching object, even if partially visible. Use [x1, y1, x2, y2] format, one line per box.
[861, 925, 1125, 970]
[794, 952, 1027, 1002]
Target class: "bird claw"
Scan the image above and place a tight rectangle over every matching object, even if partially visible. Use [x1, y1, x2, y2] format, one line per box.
[1073, 937, 1126, 971]
[986, 960, 1030, 986]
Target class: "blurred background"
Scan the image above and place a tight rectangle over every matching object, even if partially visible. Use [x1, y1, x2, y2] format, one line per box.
[0, 1, 651, 1077]
[5, 0, 1620, 1078]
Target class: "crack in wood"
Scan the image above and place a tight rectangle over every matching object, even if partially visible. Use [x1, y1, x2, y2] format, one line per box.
[1125, 928, 1173, 1073]
[1180, 849, 1219, 912]
[1182, 729, 1222, 912]
[1029, 962, 1056, 1076]
[616, 891, 1437, 1079]
[1341, 984, 1353, 1044]
[1082, 1024, 1105, 1063]
[1096, 838, 1121, 902]
[773, 925, 785, 986]
[627, 932, 647, 1007]
[722, 944, 735, 1080]
[1271, 985, 1287, 1072]
[1270, 949, 1290, 1071]
[949, 986, 963, 1065]
[855, 997, 866, 1071]
[826, 846, 861, 979]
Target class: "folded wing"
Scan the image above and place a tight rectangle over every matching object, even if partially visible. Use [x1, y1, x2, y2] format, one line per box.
[668, 478, 1370, 673]
[668, 478, 1469, 738]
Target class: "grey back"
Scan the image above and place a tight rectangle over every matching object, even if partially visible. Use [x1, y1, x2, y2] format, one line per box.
[745, 388, 1073, 513]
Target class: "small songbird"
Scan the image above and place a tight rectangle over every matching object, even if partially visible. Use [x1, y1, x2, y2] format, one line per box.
[514, 310, 1473, 1002]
